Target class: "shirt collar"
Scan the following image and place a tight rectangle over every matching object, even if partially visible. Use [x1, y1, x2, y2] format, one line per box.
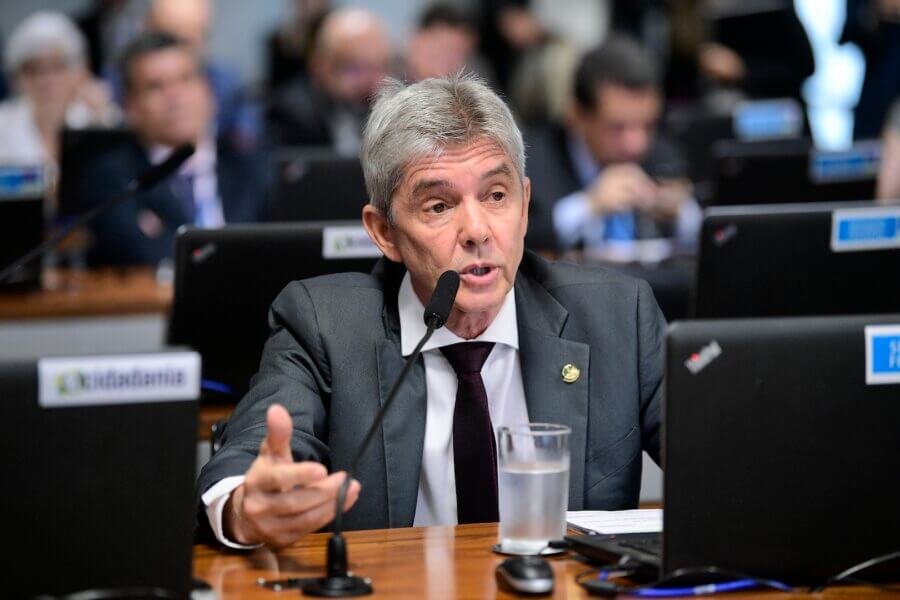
[147, 136, 216, 175]
[398, 271, 519, 357]
[566, 130, 602, 188]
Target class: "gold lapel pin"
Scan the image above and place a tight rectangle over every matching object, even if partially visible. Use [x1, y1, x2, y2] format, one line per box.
[561, 364, 580, 383]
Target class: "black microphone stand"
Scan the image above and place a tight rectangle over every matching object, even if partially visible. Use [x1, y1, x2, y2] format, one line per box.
[302, 312, 446, 597]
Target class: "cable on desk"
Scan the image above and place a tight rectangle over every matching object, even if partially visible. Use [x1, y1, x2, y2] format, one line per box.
[810, 549, 900, 593]
[576, 564, 792, 597]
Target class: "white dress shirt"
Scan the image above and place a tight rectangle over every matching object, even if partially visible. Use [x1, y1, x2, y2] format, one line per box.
[202, 272, 529, 546]
[148, 137, 225, 228]
[398, 273, 529, 526]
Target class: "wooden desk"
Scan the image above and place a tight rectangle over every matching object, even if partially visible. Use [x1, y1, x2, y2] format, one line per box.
[193, 524, 894, 599]
[0, 267, 172, 320]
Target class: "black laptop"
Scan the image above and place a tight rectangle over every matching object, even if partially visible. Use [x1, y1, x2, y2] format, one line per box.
[168, 222, 381, 400]
[272, 152, 368, 222]
[711, 138, 877, 206]
[567, 315, 900, 584]
[0, 349, 200, 598]
[0, 164, 45, 291]
[694, 201, 900, 318]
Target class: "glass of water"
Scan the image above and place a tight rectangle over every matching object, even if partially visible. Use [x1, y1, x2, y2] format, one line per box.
[497, 423, 570, 555]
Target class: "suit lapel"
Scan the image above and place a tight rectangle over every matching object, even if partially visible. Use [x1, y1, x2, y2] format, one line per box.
[515, 270, 590, 510]
[374, 261, 427, 527]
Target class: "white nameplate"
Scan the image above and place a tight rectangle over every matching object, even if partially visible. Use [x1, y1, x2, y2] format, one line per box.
[322, 225, 382, 259]
[865, 325, 900, 385]
[38, 352, 201, 407]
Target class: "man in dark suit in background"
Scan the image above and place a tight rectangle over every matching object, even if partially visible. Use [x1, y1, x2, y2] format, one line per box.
[197, 73, 664, 549]
[79, 32, 270, 266]
[526, 35, 698, 257]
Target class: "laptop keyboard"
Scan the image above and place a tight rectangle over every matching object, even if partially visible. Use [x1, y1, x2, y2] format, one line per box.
[611, 532, 662, 557]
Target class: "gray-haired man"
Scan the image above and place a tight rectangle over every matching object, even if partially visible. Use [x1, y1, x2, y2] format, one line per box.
[197, 74, 665, 549]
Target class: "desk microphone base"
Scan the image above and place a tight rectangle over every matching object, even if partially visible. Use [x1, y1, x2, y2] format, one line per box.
[302, 575, 373, 597]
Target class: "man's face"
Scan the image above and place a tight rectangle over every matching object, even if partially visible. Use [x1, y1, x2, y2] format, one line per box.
[125, 47, 212, 147]
[367, 138, 530, 324]
[313, 29, 391, 108]
[574, 84, 661, 165]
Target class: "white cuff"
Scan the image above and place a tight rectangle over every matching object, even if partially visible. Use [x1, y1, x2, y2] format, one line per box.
[202, 475, 262, 549]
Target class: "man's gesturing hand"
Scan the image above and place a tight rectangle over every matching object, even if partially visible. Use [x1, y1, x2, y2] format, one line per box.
[223, 404, 361, 548]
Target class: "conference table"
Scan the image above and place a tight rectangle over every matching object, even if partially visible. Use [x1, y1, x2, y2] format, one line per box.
[193, 524, 895, 599]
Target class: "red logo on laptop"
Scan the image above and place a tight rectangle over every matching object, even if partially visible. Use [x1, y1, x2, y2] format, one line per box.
[685, 341, 722, 374]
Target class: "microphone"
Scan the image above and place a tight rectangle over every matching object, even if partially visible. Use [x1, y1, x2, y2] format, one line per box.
[0, 143, 196, 284]
[302, 270, 460, 597]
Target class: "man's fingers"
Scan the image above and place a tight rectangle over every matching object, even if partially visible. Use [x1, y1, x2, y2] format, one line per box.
[259, 404, 294, 463]
[245, 461, 328, 493]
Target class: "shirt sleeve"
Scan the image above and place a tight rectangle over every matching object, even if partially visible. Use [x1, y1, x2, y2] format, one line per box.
[201, 475, 262, 550]
[552, 191, 607, 250]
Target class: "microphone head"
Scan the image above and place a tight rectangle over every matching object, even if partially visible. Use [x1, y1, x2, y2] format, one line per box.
[135, 143, 195, 191]
[423, 270, 460, 329]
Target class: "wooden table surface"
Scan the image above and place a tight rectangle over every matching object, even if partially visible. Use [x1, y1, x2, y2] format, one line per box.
[0, 267, 172, 319]
[193, 524, 897, 599]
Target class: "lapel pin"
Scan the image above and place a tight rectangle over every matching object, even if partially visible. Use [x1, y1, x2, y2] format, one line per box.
[561, 364, 580, 383]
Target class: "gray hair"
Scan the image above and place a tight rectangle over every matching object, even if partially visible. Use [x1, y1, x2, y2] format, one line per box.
[4, 11, 86, 76]
[361, 73, 526, 222]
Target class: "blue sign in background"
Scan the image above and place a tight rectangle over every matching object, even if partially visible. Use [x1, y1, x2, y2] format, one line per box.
[871, 336, 900, 373]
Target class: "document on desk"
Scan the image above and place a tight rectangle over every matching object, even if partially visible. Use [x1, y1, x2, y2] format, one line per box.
[566, 509, 663, 535]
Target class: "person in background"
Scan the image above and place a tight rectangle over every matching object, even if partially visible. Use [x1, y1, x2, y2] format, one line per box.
[267, 7, 393, 156]
[841, 0, 900, 140]
[0, 11, 119, 168]
[405, 4, 489, 83]
[877, 100, 900, 201]
[78, 32, 270, 266]
[77, 0, 149, 77]
[265, 0, 332, 94]
[144, 0, 262, 150]
[526, 35, 697, 257]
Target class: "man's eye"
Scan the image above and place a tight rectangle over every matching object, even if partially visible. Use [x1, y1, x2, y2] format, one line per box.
[428, 202, 447, 214]
[490, 191, 505, 201]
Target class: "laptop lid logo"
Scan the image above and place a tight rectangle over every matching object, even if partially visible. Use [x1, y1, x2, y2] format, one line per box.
[685, 341, 722, 375]
[865, 325, 900, 385]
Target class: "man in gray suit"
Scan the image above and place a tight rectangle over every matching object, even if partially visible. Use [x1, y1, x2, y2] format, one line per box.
[197, 74, 664, 549]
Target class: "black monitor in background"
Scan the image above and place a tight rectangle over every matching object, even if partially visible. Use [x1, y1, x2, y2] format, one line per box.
[0, 164, 46, 292]
[168, 222, 381, 400]
[272, 151, 368, 222]
[711, 138, 877, 206]
[662, 315, 900, 582]
[0, 350, 199, 598]
[693, 201, 900, 318]
[58, 127, 134, 217]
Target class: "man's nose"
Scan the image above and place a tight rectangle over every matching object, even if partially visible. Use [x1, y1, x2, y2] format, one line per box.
[458, 197, 490, 248]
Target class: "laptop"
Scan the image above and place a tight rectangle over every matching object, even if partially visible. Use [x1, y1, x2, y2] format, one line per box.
[57, 127, 134, 217]
[567, 315, 900, 584]
[272, 153, 368, 222]
[0, 349, 200, 598]
[693, 201, 900, 318]
[0, 164, 45, 291]
[168, 222, 381, 400]
[711, 138, 876, 206]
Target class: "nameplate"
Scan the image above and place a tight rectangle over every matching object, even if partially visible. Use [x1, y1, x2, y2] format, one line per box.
[322, 225, 382, 259]
[733, 98, 803, 141]
[810, 141, 881, 183]
[0, 165, 44, 200]
[865, 325, 900, 385]
[830, 207, 900, 252]
[38, 352, 201, 407]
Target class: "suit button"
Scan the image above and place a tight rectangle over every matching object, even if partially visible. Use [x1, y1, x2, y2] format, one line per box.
[561, 363, 580, 383]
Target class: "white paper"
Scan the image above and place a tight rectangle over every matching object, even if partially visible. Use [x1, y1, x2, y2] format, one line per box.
[566, 509, 662, 535]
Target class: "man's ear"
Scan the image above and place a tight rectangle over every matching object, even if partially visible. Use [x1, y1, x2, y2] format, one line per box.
[362, 204, 403, 262]
[521, 175, 531, 233]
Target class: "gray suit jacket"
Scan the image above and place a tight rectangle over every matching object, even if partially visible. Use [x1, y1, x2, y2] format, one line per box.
[196, 251, 664, 539]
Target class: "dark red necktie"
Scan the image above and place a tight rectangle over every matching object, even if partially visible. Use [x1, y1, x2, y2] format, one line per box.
[440, 341, 500, 524]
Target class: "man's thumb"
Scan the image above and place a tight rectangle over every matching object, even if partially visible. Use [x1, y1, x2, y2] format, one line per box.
[260, 404, 294, 463]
